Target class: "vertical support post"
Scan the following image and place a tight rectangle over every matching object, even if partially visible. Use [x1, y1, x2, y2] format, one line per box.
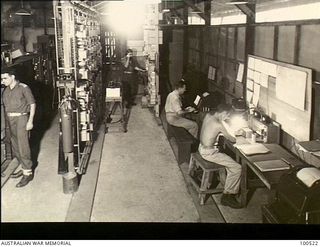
[242, 4, 256, 102]
[224, 27, 228, 76]
[273, 25, 279, 61]
[204, 0, 211, 26]
[234, 27, 238, 60]
[294, 25, 301, 65]
[182, 4, 189, 74]
[43, 6, 47, 35]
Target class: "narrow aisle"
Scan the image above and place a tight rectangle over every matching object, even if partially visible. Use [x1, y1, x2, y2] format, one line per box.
[91, 105, 199, 222]
[1, 116, 73, 222]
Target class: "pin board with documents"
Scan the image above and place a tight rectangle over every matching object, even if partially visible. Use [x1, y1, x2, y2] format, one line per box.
[246, 55, 312, 141]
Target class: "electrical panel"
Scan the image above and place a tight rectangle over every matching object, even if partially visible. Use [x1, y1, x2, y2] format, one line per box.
[34, 35, 56, 85]
[53, 1, 103, 175]
[104, 31, 118, 65]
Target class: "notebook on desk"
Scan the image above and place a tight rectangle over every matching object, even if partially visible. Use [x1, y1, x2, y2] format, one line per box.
[254, 159, 290, 172]
[298, 140, 320, 152]
[235, 143, 270, 156]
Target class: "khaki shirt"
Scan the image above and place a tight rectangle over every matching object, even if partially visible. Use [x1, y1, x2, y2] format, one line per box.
[2, 82, 35, 113]
[165, 90, 182, 115]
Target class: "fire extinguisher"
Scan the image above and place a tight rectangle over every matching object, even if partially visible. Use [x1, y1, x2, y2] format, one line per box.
[59, 95, 76, 153]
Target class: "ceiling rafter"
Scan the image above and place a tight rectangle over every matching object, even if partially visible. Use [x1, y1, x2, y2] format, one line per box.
[235, 3, 255, 21]
[92, 1, 106, 9]
[183, 0, 209, 23]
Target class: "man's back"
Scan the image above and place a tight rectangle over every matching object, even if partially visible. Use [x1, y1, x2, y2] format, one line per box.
[200, 113, 222, 147]
[198, 105, 242, 208]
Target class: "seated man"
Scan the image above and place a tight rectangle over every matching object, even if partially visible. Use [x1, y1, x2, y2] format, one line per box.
[199, 104, 242, 209]
[165, 80, 198, 139]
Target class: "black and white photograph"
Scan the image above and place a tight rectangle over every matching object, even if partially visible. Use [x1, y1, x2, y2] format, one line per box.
[1, 0, 320, 241]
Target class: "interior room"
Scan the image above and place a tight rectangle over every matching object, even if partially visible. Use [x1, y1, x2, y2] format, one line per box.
[1, 0, 320, 237]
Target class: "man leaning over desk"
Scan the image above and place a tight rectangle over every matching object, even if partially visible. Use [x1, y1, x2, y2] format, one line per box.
[199, 104, 242, 209]
[165, 80, 198, 139]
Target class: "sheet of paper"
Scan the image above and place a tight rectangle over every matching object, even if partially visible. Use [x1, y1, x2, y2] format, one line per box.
[202, 92, 210, 97]
[257, 60, 270, 75]
[254, 59, 264, 71]
[260, 73, 269, 88]
[276, 65, 307, 111]
[211, 67, 216, 80]
[247, 79, 254, 91]
[247, 69, 254, 79]
[265, 62, 277, 77]
[246, 90, 253, 104]
[194, 95, 201, 106]
[236, 63, 244, 82]
[208, 66, 213, 79]
[248, 57, 255, 69]
[252, 83, 261, 106]
[11, 49, 23, 59]
[106, 88, 121, 98]
[234, 143, 270, 156]
[253, 71, 261, 84]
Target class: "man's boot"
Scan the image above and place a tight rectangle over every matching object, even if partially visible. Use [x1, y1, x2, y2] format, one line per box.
[16, 174, 34, 188]
[221, 193, 242, 209]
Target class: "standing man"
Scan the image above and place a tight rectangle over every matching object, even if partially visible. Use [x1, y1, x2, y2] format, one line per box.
[165, 80, 198, 139]
[199, 104, 242, 208]
[121, 49, 145, 107]
[1, 67, 36, 188]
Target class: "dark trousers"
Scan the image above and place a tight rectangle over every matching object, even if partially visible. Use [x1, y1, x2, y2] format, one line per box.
[8, 115, 32, 170]
[122, 74, 138, 104]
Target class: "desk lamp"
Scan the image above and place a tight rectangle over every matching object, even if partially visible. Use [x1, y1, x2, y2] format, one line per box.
[229, 98, 248, 134]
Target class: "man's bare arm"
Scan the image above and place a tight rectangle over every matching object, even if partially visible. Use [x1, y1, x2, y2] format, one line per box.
[26, 103, 36, 130]
[221, 121, 236, 142]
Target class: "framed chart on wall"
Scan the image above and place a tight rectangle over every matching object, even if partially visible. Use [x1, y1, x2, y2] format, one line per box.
[246, 55, 312, 141]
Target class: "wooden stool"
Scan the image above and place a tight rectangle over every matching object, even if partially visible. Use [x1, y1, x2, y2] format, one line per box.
[188, 152, 224, 205]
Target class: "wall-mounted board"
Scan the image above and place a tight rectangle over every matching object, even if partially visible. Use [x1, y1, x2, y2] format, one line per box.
[246, 55, 312, 141]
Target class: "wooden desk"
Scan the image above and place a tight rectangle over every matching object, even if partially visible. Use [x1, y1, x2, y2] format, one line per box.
[223, 137, 305, 207]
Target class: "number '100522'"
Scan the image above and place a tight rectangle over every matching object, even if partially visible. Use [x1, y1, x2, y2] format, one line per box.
[300, 241, 318, 245]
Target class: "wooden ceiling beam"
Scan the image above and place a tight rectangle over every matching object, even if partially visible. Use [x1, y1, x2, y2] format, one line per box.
[235, 3, 255, 22]
[92, 1, 106, 9]
[183, 0, 209, 23]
